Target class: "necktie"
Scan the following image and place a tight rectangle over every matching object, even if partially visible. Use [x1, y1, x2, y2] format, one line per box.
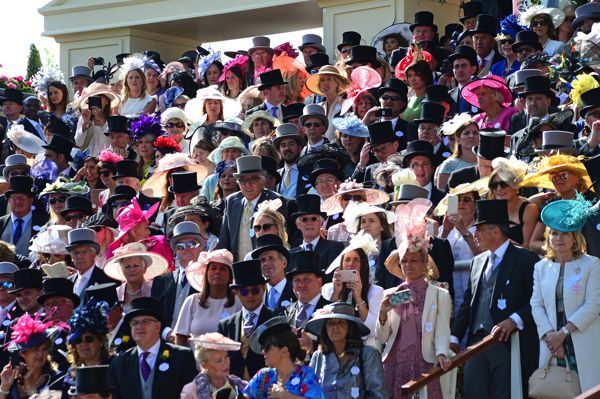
[180, 269, 187, 288]
[13, 219, 23, 245]
[296, 303, 309, 329]
[484, 252, 498, 281]
[267, 288, 278, 310]
[269, 107, 279, 118]
[237, 201, 254, 259]
[306, 243, 314, 251]
[140, 352, 151, 381]
[284, 168, 292, 189]
[244, 312, 257, 337]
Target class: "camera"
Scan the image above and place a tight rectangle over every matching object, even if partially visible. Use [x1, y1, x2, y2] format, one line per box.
[92, 57, 105, 66]
[376, 108, 393, 117]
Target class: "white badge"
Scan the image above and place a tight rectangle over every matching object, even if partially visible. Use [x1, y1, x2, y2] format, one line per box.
[291, 377, 300, 385]
[32, 225, 41, 232]
[351, 366, 360, 376]
[2, 320, 11, 327]
[425, 321, 433, 332]
[114, 338, 122, 346]
[396, 131, 404, 137]
[505, 279, 510, 286]
[442, 151, 451, 158]
[55, 337, 63, 345]
[280, 300, 291, 307]
[431, 303, 436, 310]
[159, 362, 169, 372]
[351, 387, 360, 398]
[596, 223, 600, 231]
[497, 298, 507, 310]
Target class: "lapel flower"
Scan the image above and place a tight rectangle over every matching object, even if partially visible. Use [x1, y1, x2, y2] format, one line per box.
[121, 335, 130, 343]
[161, 349, 170, 360]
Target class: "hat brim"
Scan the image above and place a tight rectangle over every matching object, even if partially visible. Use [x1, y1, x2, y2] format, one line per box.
[299, 44, 327, 53]
[250, 244, 290, 262]
[511, 41, 543, 53]
[241, 112, 281, 133]
[169, 232, 205, 252]
[233, 170, 267, 178]
[321, 188, 390, 215]
[305, 313, 370, 337]
[305, 72, 350, 97]
[7, 131, 44, 156]
[37, 291, 81, 308]
[471, 145, 509, 160]
[123, 308, 165, 326]
[230, 276, 267, 289]
[103, 250, 168, 282]
[519, 163, 593, 191]
[462, 78, 512, 108]
[3, 164, 31, 180]
[167, 183, 202, 194]
[518, 89, 554, 99]
[76, 89, 121, 110]
[402, 151, 435, 168]
[66, 241, 101, 253]
[249, 316, 291, 354]
[273, 134, 304, 149]
[258, 80, 289, 91]
[310, 168, 346, 185]
[298, 114, 329, 130]
[291, 211, 327, 220]
[141, 163, 209, 198]
[346, 58, 381, 68]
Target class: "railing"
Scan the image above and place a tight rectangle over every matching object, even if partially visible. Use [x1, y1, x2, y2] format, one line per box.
[576, 385, 600, 399]
[401, 334, 500, 396]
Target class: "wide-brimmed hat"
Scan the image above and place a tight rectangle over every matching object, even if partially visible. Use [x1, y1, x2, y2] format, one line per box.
[310, 158, 346, 185]
[402, 140, 435, 167]
[103, 242, 168, 282]
[432, 177, 490, 217]
[345, 46, 381, 68]
[306, 302, 370, 337]
[337, 31, 362, 51]
[60, 195, 93, 217]
[7, 125, 44, 156]
[371, 23, 412, 58]
[0, 88, 24, 106]
[321, 180, 390, 215]
[471, 199, 510, 227]
[37, 277, 80, 307]
[114, 198, 159, 241]
[299, 104, 329, 130]
[461, 1, 482, 22]
[42, 134, 75, 161]
[123, 296, 165, 325]
[184, 86, 242, 125]
[286, 251, 324, 278]
[462, 75, 512, 108]
[414, 102, 445, 126]
[332, 114, 369, 138]
[233, 155, 266, 178]
[305, 53, 330, 74]
[472, 14, 499, 36]
[69, 65, 92, 82]
[343, 202, 396, 234]
[168, 171, 202, 194]
[472, 129, 509, 159]
[520, 154, 593, 191]
[208, 136, 249, 164]
[534, 130, 576, 154]
[511, 30, 543, 53]
[249, 316, 291, 354]
[520, 5, 565, 28]
[249, 36, 274, 55]
[192, 332, 241, 351]
[241, 110, 281, 134]
[272, 123, 303, 148]
[572, 3, 600, 30]
[187, 249, 234, 292]
[161, 107, 188, 125]
[29, 225, 72, 255]
[448, 45, 478, 66]
[305, 65, 350, 97]
[66, 228, 100, 253]
[9, 268, 43, 294]
[2, 153, 30, 180]
[299, 34, 326, 53]
[231, 259, 266, 289]
[76, 82, 121, 110]
[292, 194, 326, 220]
[410, 11, 438, 32]
[250, 234, 289, 262]
[68, 365, 115, 396]
[257, 69, 288, 91]
[5, 175, 35, 198]
[170, 221, 204, 252]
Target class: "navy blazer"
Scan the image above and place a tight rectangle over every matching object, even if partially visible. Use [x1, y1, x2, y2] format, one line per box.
[289, 238, 344, 274]
[150, 268, 198, 327]
[68, 266, 119, 306]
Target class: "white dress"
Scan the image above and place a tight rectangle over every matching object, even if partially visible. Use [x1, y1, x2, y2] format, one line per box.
[119, 95, 155, 117]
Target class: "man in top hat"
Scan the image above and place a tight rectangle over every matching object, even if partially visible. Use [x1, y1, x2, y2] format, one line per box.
[161, 171, 201, 238]
[10, 268, 43, 316]
[218, 259, 273, 380]
[67, 228, 118, 306]
[509, 75, 555, 136]
[69, 365, 115, 398]
[451, 199, 539, 399]
[448, 129, 508, 189]
[305, 53, 330, 77]
[0, 88, 24, 136]
[282, 103, 306, 128]
[572, 3, 600, 34]
[353, 121, 402, 184]
[274, 123, 305, 199]
[423, 84, 455, 119]
[310, 158, 346, 205]
[0, 154, 31, 216]
[251, 234, 296, 313]
[364, 78, 410, 143]
[414, 102, 453, 168]
[472, 15, 505, 74]
[106, 116, 131, 158]
[43, 134, 76, 178]
[574, 86, 600, 156]
[113, 159, 140, 192]
[247, 36, 274, 85]
[151, 222, 202, 328]
[410, 11, 438, 44]
[345, 45, 381, 70]
[17, 96, 45, 141]
[403, 140, 446, 207]
[246, 69, 287, 120]
[299, 104, 329, 155]
[337, 31, 362, 58]
[85, 282, 130, 354]
[61, 196, 94, 229]
[109, 297, 196, 399]
[0, 176, 49, 257]
[0, 262, 23, 369]
[299, 34, 326, 65]
[217, 155, 287, 261]
[448, 45, 479, 114]
[460, 1, 482, 30]
[70, 66, 93, 97]
[289, 194, 344, 272]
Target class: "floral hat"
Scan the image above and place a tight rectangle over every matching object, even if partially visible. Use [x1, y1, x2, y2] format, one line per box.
[186, 249, 234, 292]
[29, 225, 72, 255]
[6, 312, 68, 352]
[191, 332, 241, 351]
[325, 230, 378, 274]
[321, 180, 390, 216]
[114, 198, 159, 241]
[67, 299, 109, 345]
[461, 75, 512, 108]
[40, 179, 90, 197]
[98, 150, 123, 165]
[342, 201, 396, 235]
[440, 113, 476, 136]
[519, 154, 593, 191]
[540, 193, 597, 232]
[103, 242, 168, 282]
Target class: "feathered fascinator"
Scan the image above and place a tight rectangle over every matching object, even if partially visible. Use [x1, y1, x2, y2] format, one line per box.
[219, 55, 249, 82]
[41, 179, 90, 196]
[198, 50, 222, 78]
[391, 168, 418, 187]
[273, 42, 299, 58]
[394, 198, 432, 258]
[31, 64, 65, 96]
[441, 113, 475, 136]
[541, 192, 598, 232]
[7, 312, 69, 352]
[215, 160, 237, 176]
[153, 136, 182, 154]
[395, 43, 432, 81]
[325, 230, 379, 274]
[497, 14, 529, 40]
[98, 149, 124, 164]
[569, 73, 600, 108]
[253, 198, 283, 221]
[130, 113, 165, 143]
[341, 66, 382, 114]
[122, 54, 147, 73]
[491, 156, 528, 186]
[374, 161, 402, 188]
[67, 299, 109, 344]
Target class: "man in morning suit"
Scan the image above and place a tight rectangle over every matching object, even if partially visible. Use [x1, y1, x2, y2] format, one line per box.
[450, 199, 539, 399]
[273, 123, 305, 199]
[245, 69, 287, 120]
[352, 121, 402, 185]
[110, 297, 196, 399]
[0, 263, 23, 369]
[218, 259, 273, 380]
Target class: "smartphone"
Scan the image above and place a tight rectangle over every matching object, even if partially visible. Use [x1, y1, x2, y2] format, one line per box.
[376, 108, 393, 117]
[339, 269, 359, 283]
[389, 289, 413, 306]
[87, 96, 102, 109]
[447, 195, 459, 216]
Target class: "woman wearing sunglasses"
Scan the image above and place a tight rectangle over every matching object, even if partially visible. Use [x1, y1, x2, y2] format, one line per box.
[39, 179, 91, 229]
[520, 6, 566, 56]
[246, 199, 289, 260]
[161, 107, 190, 154]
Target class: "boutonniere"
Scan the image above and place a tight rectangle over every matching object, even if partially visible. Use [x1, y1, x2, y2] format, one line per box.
[158, 349, 170, 372]
[160, 349, 170, 360]
[114, 335, 130, 346]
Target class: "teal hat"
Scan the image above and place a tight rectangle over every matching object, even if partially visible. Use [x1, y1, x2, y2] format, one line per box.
[540, 195, 597, 232]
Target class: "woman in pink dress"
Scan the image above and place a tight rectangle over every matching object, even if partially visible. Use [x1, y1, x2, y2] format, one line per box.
[461, 74, 517, 132]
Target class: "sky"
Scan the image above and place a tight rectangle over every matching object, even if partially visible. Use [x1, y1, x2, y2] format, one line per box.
[0, 0, 321, 77]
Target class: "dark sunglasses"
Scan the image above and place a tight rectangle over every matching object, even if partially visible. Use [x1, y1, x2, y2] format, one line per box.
[342, 194, 365, 202]
[0, 281, 15, 289]
[500, 39, 515, 45]
[303, 122, 322, 128]
[165, 122, 185, 129]
[300, 216, 319, 223]
[550, 171, 570, 182]
[490, 181, 509, 190]
[381, 95, 401, 102]
[175, 240, 200, 251]
[100, 170, 112, 177]
[73, 335, 96, 345]
[238, 287, 262, 296]
[64, 213, 86, 222]
[253, 223, 274, 232]
[49, 197, 67, 205]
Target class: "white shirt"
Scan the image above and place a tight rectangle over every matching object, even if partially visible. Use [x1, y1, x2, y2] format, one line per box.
[137, 338, 161, 373]
[74, 266, 95, 297]
[302, 237, 320, 251]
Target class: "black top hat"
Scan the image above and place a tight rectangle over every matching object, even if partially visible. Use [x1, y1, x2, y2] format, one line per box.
[473, 130, 508, 160]
[460, 1, 482, 22]
[472, 14, 499, 36]
[143, 50, 165, 69]
[448, 45, 478, 66]
[306, 53, 330, 74]
[410, 11, 438, 32]
[9, 268, 43, 294]
[282, 103, 306, 122]
[368, 121, 398, 145]
[231, 260, 267, 289]
[402, 140, 435, 167]
[511, 30, 543, 53]
[292, 194, 326, 220]
[37, 277, 81, 307]
[584, 153, 600, 187]
[68, 365, 115, 396]
[579, 87, 600, 117]
[107, 116, 130, 135]
[338, 31, 362, 51]
[345, 46, 381, 68]
[42, 134, 75, 160]
[46, 116, 72, 139]
[257, 69, 288, 91]
[113, 159, 139, 179]
[250, 234, 290, 262]
[260, 157, 282, 184]
[414, 102, 445, 126]
[60, 195, 93, 217]
[85, 282, 121, 308]
[5, 175, 35, 198]
[310, 158, 346, 185]
[224, 50, 249, 58]
[423, 84, 453, 105]
[0, 88, 24, 106]
[441, 24, 464, 43]
[168, 171, 201, 194]
[123, 296, 165, 325]
[378, 78, 408, 103]
[472, 199, 510, 227]
[286, 251, 324, 278]
[107, 185, 136, 207]
[519, 75, 554, 98]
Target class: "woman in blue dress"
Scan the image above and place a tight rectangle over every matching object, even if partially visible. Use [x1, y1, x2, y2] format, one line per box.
[245, 317, 325, 399]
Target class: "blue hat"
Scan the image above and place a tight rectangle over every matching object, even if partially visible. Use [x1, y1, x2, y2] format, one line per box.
[332, 114, 369, 138]
[540, 195, 597, 232]
[68, 299, 109, 344]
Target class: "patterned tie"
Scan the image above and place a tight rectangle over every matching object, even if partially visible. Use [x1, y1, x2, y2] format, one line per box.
[237, 201, 254, 259]
[269, 107, 279, 119]
[295, 303, 309, 329]
[484, 252, 498, 281]
[267, 288, 278, 310]
[180, 269, 187, 288]
[13, 219, 23, 245]
[140, 352, 151, 381]
[244, 312, 257, 337]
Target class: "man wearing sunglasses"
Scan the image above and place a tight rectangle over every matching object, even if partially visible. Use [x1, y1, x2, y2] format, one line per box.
[218, 259, 273, 380]
[299, 104, 329, 155]
[353, 120, 401, 185]
[363, 78, 409, 148]
[0, 262, 22, 369]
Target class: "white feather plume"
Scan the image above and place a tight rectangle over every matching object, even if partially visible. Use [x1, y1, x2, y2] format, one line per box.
[122, 54, 146, 73]
[253, 198, 283, 220]
[492, 156, 528, 185]
[441, 112, 474, 136]
[347, 230, 379, 256]
[31, 64, 65, 96]
[391, 168, 417, 187]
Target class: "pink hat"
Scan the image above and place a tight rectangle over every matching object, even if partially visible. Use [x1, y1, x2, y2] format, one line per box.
[185, 249, 234, 292]
[461, 74, 512, 108]
[192, 332, 241, 351]
[115, 198, 159, 241]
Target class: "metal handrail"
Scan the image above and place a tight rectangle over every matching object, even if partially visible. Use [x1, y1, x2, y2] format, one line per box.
[575, 385, 600, 399]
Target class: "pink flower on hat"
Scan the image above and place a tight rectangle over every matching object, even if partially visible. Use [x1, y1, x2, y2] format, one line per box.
[115, 198, 159, 241]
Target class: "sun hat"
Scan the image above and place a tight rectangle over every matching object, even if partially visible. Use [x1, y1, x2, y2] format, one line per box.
[305, 302, 370, 337]
[321, 180, 390, 216]
[305, 65, 350, 96]
[192, 332, 241, 351]
[184, 86, 242, 124]
[29, 225, 72, 255]
[249, 316, 291, 354]
[519, 154, 593, 191]
[241, 110, 281, 134]
[2, 154, 31, 180]
[75, 82, 121, 110]
[342, 202, 396, 235]
[186, 249, 234, 292]
[207, 136, 249, 164]
[160, 107, 188, 125]
[141, 153, 209, 197]
[325, 230, 378, 274]
[461, 74, 512, 108]
[520, 5, 565, 28]
[432, 177, 490, 217]
[6, 125, 44, 156]
[103, 242, 168, 282]
[540, 194, 597, 232]
[332, 114, 369, 138]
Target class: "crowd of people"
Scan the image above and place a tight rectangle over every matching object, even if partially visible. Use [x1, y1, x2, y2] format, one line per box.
[1, 0, 600, 398]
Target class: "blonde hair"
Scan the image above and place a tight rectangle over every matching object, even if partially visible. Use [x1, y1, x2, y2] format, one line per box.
[285, 70, 304, 103]
[543, 227, 587, 261]
[255, 209, 289, 247]
[121, 69, 148, 102]
[451, 122, 478, 158]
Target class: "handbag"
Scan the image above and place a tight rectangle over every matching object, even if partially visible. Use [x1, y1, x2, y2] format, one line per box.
[528, 355, 581, 399]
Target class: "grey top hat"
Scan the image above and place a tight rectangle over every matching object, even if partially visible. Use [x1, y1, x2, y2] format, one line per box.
[66, 228, 100, 252]
[234, 155, 267, 178]
[299, 104, 329, 129]
[69, 66, 92, 82]
[299, 34, 326, 53]
[3, 154, 30, 180]
[393, 183, 429, 204]
[0, 262, 18, 277]
[572, 3, 600, 30]
[272, 123, 304, 148]
[249, 36, 273, 55]
[535, 130, 576, 154]
[169, 221, 204, 252]
[508, 69, 543, 90]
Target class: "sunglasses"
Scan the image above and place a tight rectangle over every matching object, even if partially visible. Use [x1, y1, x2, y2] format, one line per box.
[550, 171, 570, 182]
[303, 122, 322, 128]
[73, 335, 96, 345]
[381, 95, 402, 102]
[490, 181, 509, 190]
[100, 170, 112, 177]
[49, 197, 67, 205]
[342, 194, 365, 202]
[238, 286, 262, 296]
[64, 213, 86, 222]
[300, 216, 319, 223]
[253, 223, 274, 232]
[530, 20, 548, 27]
[500, 39, 515, 45]
[175, 240, 200, 250]
[165, 122, 185, 129]
[0, 281, 15, 289]
[111, 201, 130, 209]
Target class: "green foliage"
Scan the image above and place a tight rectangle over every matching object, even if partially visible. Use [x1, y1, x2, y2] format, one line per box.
[26, 44, 43, 81]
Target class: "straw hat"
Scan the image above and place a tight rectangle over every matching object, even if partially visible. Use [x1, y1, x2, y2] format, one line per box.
[241, 110, 281, 134]
[432, 177, 490, 217]
[76, 82, 121, 110]
[103, 242, 168, 282]
[519, 5, 565, 28]
[305, 65, 350, 96]
[519, 154, 593, 191]
[321, 180, 390, 216]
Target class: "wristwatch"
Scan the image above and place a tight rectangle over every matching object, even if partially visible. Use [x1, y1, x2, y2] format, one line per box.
[560, 326, 570, 336]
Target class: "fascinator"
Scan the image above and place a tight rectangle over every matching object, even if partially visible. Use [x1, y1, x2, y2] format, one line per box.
[342, 201, 396, 234]
[98, 150, 124, 164]
[115, 198, 159, 241]
[491, 157, 528, 187]
[333, 113, 370, 138]
[29, 225, 72, 256]
[341, 66, 382, 115]
[272, 43, 311, 97]
[7, 124, 45, 155]
[569, 73, 600, 108]
[31, 64, 65, 97]
[67, 299, 109, 344]
[496, 14, 529, 41]
[122, 54, 147, 73]
[164, 86, 185, 109]
[573, 23, 600, 69]
[40, 179, 90, 196]
[541, 193, 597, 232]
[519, 5, 565, 28]
[6, 312, 69, 352]
[198, 50, 222, 79]
[252, 198, 283, 221]
[325, 230, 379, 274]
[219, 55, 248, 83]
[130, 113, 165, 143]
[153, 136, 182, 154]
[395, 43, 432, 81]
[441, 113, 476, 136]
